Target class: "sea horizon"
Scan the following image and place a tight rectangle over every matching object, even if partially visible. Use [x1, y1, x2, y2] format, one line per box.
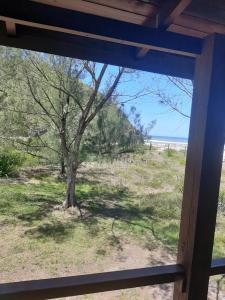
[149, 135, 188, 144]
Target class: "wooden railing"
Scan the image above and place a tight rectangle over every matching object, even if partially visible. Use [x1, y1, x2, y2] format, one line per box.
[0, 259, 224, 300]
[210, 258, 225, 276]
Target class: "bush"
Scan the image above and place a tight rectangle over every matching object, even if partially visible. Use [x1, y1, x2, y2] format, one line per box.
[0, 150, 25, 177]
[163, 148, 177, 158]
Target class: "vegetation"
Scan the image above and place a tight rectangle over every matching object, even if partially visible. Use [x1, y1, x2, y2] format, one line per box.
[0, 148, 224, 298]
[0, 149, 181, 292]
[0, 149, 25, 177]
[0, 48, 150, 211]
[0, 47, 224, 299]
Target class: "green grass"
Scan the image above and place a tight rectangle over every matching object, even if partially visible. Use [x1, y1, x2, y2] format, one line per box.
[0, 180, 181, 247]
[1, 148, 225, 298]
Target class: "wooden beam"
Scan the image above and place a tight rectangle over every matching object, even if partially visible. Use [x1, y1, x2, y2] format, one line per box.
[174, 33, 225, 300]
[1, 258, 225, 300]
[0, 264, 184, 300]
[168, 23, 207, 38]
[5, 21, 16, 36]
[137, 0, 192, 58]
[136, 47, 150, 59]
[158, 0, 192, 28]
[169, 14, 225, 38]
[0, 23, 195, 79]
[0, 0, 202, 58]
[210, 258, 225, 276]
[32, 0, 157, 25]
[86, 0, 157, 17]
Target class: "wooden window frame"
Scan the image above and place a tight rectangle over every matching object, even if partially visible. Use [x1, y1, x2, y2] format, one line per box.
[0, 259, 225, 299]
[1, 2, 225, 300]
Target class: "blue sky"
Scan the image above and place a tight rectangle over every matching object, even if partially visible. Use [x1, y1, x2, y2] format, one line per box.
[86, 63, 192, 139]
[117, 70, 192, 139]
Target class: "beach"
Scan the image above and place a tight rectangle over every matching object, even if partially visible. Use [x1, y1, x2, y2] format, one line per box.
[145, 138, 187, 151]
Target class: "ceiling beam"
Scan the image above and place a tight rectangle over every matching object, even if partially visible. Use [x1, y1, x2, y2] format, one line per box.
[137, 0, 192, 58]
[158, 0, 192, 28]
[0, 23, 195, 79]
[0, 0, 202, 58]
[32, 0, 157, 25]
[78, 0, 157, 17]
[169, 14, 225, 37]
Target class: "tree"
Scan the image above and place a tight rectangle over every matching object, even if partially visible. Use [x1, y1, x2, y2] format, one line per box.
[0, 50, 143, 212]
[23, 55, 126, 211]
[152, 76, 192, 118]
[0, 49, 155, 213]
[87, 101, 146, 158]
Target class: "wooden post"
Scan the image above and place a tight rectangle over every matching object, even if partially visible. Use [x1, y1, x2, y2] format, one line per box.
[174, 34, 225, 300]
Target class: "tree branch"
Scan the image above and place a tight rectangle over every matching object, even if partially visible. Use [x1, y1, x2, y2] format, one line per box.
[85, 67, 125, 125]
[25, 71, 60, 129]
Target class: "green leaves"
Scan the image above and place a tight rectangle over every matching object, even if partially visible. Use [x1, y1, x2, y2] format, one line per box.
[0, 150, 25, 177]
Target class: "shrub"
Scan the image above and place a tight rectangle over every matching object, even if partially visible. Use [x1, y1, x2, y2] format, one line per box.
[0, 150, 25, 177]
[162, 148, 177, 158]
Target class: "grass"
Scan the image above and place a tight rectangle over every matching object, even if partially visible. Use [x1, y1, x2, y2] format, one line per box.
[0, 148, 224, 298]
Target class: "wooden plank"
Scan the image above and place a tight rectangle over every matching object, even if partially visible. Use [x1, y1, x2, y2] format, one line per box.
[185, 0, 225, 26]
[157, 0, 192, 27]
[210, 258, 225, 276]
[171, 14, 225, 37]
[0, 0, 202, 57]
[168, 24, 207, 38]
[137, 0, 192, 59]
[32, 0, 157, 22]
[174, 33, 225, 300]
[0, 23, 195, 79]
[31, 0, 154, 26]
[0, 264, 184, 300]
[85, 0, 157, 17]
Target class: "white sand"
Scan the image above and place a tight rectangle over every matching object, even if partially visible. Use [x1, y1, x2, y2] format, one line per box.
[145, 139, 187, 151]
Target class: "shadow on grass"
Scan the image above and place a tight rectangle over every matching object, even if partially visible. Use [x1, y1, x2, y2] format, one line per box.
[81, 188, 180, 252]
[20, 184, 155, 244]
[25, 220, 74, 243]
[0, 178, 180, 251]
[0, 190, 62, 225]
[17, 196, 59, 223]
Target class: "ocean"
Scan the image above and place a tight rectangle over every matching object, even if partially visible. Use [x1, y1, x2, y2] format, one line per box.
[150, 135, 188, 144]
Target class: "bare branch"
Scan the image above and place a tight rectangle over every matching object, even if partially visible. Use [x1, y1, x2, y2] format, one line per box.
[82, 64, 108, 121]
[155, 90, 190, 118]
[25, 71, 60, 129]
[41, 87, 60, 117]
[23, 151, 51, 162]
[85, 67, 125, 125]
[118, 90, 154, 104]
[167, 76, 192, 98]
[27, 55, 85, 112]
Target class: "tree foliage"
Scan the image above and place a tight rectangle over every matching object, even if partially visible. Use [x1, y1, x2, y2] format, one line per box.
[0, 149, 25, 177]
[0, 47, 152, 211]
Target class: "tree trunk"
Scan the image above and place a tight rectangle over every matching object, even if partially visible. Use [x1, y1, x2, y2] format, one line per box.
[63, 156, 82, 216]
[65, 166, 76, 207]
[60, 153, 66, 176]
[60, 115, 67, 176]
